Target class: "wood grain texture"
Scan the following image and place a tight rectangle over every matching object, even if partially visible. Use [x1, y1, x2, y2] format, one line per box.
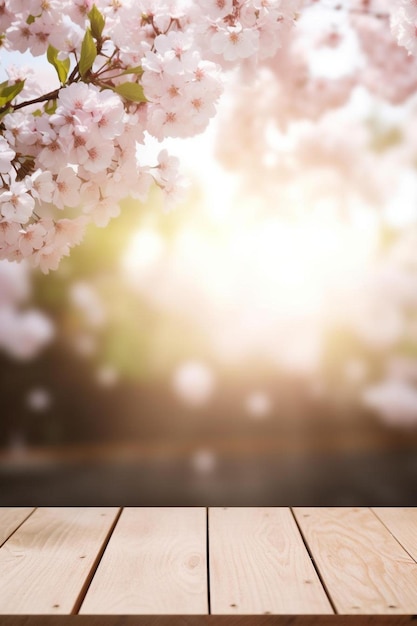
[0, 616, 415, 626]
[0, 508, 34, 546]
[293, 507, 417, 615]
[372, 508, 417, 563]
[80, 507, 208, 615]
[0, 507, 119, 614]
[209, 507, 333, 615]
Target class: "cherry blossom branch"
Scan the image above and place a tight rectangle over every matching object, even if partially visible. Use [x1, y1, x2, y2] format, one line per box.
[4, 89, 61, 113]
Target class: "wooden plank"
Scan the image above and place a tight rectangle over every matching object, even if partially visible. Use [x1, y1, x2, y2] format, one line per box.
[80, 507, 208, 615]
[0, 508, 34, 546]
[0, 507, 119, 614]
[372, 508, 417, 563]
[0, 616, 415, 626]
[294, 507, 417, 615]
[209, 507, 333, 615]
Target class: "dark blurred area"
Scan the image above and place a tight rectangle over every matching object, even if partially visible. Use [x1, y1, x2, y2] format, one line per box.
[1, 344, 417, 505]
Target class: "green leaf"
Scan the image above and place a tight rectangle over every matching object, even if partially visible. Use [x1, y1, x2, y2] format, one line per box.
[0, 106, 11, 120]
[44, 99, 57, 115]
[26, 14, 36, 24]
[0, 80, 25, 107]
[88, 4, 105, 40]
[47, 45, 70, 84]
[120, 65, 144, 77]
[79, 29, 97, 77]
[114, 82, 147, 103]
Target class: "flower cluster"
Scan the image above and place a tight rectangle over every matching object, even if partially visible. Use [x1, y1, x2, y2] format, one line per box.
[192, 0, 303, 63]
[391, 0, 417, 56]
[355, 7, 417, 104]
[211, 0, 417, 214]
[0, 0, 300, 272]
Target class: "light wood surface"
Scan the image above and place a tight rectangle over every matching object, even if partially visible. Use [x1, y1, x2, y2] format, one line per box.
[293, 507, 417, 615]
[372, 508, 417, 563]
[0, 507, 119, 614]
[0, 616, 416, 626]
[80, 507, 208, 615]
[1, 617, 417, 626]
[1, 507, 417, 616]
[0, 508, 34, 546]
[209, 507, 333, 615]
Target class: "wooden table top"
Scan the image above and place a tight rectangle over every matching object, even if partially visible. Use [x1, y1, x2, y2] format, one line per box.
[0, 507, 416, 624]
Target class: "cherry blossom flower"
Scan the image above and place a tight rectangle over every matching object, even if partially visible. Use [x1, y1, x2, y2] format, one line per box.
[0, 137, 15, 173]
[87, 197, 121, 228]
[34, 242, 70, 273]
[3, 112, 37, 149]
[4, 0, 411, 279]
[18, 222, 48, 257]
[155, 149, 180, 185]
[52, 167, 81, 209]
[210, 25, 260, 61]
[51, 216, 88, 246]
[197, 0, 233, 20]
[0, 179, 35, 223]
[28, 170, 55, 203]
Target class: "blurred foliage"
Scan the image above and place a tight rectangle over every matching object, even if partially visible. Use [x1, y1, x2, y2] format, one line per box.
[30, 182, 215, 382]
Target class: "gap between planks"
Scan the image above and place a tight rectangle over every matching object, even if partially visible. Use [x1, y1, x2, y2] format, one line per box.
[0, 507, 36, 548]
[0, 508, 121, 614]
[71, 507, 124, 615]
[289, 507, 338, 615]
[1, 508, 417, 616]
[79, 507, 208, 615]
[293, 508, 417, 615]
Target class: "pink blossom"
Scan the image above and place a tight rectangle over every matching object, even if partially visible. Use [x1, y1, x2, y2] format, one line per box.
[4, 112, 37, 148]
[52, 216, 88, 246]
[52, 167, 81, 209]
[210, 25, 260, 61]
[82, 139, 115, 173]
[6, 23, 33, 53]
[197, 0, 233, 20]
[0, 137, 15, 174]
[0, 220, 20, 243]
[91, 92, 125, 140]
[2, 0, 407, 277]
[18, 222, 48, 256]
[155, 149, 180, 185]
[47, 14, 84, 53]
[87, 197, 121, 228]
[28, 170, 55, 203]
[0, 180, 34, 224]
[56, 82, 97, 117]
[0, 0, 14, 29]
[34, 242, 70, 273]
[28, 14, 57, 56]
[65, 0, 94, 26]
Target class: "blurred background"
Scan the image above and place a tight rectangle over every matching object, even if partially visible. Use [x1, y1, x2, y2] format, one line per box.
[1, 0, 417, 505]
